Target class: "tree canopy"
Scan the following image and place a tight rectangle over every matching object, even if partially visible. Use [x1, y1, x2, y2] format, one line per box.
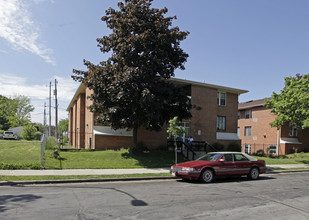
[0, 95, 34, 130]
[73, 0, 191, 147]
[59, 119, 68, 132]
[264, 74, 309, 129]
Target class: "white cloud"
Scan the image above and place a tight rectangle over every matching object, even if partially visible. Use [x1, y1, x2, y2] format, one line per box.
[0, 73, 79, 124]
[0, 0, 55, 65]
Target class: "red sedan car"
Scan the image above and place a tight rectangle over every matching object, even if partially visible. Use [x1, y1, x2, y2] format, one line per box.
[170, 152, 266, 183]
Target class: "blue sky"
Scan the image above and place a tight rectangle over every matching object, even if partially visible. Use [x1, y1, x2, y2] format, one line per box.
[0, 0, 308, 124]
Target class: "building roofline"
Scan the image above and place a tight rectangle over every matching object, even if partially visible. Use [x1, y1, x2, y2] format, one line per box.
[169, 78, 248, 95]
[66, 78, 248, 111]
[66, 83, 86, 111]
[238, 98, 271, 110]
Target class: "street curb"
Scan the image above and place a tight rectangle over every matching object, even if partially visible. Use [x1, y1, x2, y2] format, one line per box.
[0, 169, 308, 186]
[266, 169, 309, 174]
[0, 176, 177, 186]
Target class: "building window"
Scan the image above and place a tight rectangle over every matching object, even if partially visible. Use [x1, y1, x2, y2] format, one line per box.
[244, 144, 251, 154]
[268, 145, 277, 155]
[238, 111, 240, 119]
[289, 125, 298, 137]
[217, 116, 226, 131]
[237, 127, 240, 136]
[245, 126, 251, 136]
[245, 109, 252, 119]
[217, 92, 226, 106]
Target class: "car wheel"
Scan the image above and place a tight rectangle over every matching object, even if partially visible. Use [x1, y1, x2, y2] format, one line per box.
[248, 167, 259, 180]
[200, 169, 214, 183]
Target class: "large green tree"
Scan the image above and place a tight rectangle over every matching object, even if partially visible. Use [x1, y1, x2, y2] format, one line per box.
[264, 74, 309, 129]
[73, 0, 191, 147]
[0, 95, 34, 129]
[0, 95, 10, 130]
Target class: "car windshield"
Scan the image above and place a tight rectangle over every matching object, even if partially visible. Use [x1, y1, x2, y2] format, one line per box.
[196, 153, 223, 161]
[5, 132, 13, 134]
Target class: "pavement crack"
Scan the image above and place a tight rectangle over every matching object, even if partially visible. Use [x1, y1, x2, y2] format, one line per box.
[256, 195, 309, 216]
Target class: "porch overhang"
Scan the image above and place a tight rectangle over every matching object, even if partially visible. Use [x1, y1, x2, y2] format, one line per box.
[280, 138, 302, 144]
[93, 126, 133, 136]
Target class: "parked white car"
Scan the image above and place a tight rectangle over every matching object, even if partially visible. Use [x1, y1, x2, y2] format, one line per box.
[3, 131, 18, 140]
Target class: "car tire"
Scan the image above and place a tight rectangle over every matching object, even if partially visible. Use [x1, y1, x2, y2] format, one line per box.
[248, 167, 259, 180]
[200, 169, 214, 183]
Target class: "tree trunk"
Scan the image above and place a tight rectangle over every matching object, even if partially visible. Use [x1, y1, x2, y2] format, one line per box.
[133, 125, 138, 149]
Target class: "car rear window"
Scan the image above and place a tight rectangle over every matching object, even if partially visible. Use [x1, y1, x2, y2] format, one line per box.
[4, 132, 13, 134]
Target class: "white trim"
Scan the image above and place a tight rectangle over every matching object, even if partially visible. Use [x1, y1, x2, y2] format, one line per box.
[216, 132, 240, 140]
[93, 126, 133, 136]
[217, 91, 227, 106]
[280, 138, 302, 144]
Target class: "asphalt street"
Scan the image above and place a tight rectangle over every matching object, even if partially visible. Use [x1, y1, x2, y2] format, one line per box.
[1, 172, 309, 220]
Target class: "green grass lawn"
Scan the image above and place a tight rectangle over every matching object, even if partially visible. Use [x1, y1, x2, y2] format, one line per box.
[1, 140, 308, 169]
[44, 148, 186, 169]
[0, 140, 41, 164]
[254, 153, 309, 165]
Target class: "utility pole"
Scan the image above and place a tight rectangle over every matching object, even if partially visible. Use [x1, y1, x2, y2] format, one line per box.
[44, 102, 46, 127]
[54, 79, 58, 142]
[49, 81, 52, 136]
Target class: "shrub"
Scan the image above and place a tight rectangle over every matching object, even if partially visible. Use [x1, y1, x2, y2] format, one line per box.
[255, 149, 266, 157]
[129, 142, 148, 154]
[212, 142, 225, 151]
[227, 142, 241, 152]
[45, 136, 57, 149]
[21, 124, 37, 140]
[34, 132, 42, 140]
[62, 136, 68, 143]
[300, 152, 305, 158]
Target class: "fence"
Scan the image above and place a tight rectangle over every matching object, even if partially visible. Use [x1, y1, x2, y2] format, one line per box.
[40, 127, 48, 167]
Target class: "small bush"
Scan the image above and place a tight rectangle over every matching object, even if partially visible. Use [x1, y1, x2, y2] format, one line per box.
[212, 142, 225, 151]
[129, 142, 148, 154]
[34, 132, 42, 140]
[62, 136, 68, 143]
[268, 154, 280, 159]
[21, 124, 37, 140]
[46, 136, 57, 149]
[227, 142, 241, 152]
[255, 149, 266, 157]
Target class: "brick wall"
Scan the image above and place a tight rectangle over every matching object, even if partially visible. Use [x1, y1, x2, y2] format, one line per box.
[239, 106, 278, 145]
[190, 85, 239, 146]
[238, 105, 309, 155]
[85, 88, 94, 149]
[137, 125, 168, 149]
[95, 135, 133, 150]
[68, 82, 243, 150]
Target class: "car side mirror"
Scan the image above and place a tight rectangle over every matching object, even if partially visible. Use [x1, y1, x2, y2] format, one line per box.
[218, 159, 225, 162]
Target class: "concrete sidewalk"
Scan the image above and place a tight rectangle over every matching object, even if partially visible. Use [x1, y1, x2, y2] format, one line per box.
[0, 168, 170, 176]
[0, 164, 308, 176]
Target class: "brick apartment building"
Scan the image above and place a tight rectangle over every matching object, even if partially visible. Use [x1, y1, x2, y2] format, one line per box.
[238, 99, 309, 155]
[67, 78, 247, 150]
